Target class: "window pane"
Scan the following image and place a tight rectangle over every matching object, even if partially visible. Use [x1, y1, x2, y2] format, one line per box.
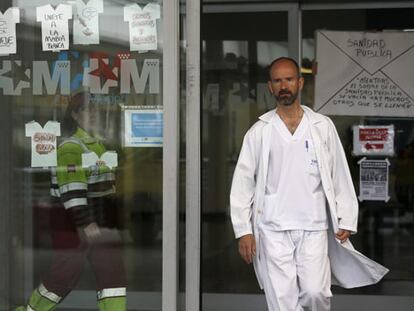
[2, 1, 165, 309]
[201, 10, 288, 295]
[302, 8, 414, 296]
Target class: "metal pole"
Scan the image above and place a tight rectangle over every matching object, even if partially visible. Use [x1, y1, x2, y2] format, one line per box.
[186, 0, 201, 310]
[163, 0, 180, 310]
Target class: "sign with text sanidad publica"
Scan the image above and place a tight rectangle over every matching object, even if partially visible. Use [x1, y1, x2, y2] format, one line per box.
[314, 30, 414, 117]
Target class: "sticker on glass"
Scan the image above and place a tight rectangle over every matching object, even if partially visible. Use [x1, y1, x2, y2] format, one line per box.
[124, 109, 163, 147]
[25, 121, 61, 168]
[37, 4, 72, 52]
[82, 151, 118, 169]
[352, 125, 395, 156]
[358, 157, 390, 202]
[69, 0, 103, 45]
[0, 7, 20, 55]
[124, 3, 161, 52]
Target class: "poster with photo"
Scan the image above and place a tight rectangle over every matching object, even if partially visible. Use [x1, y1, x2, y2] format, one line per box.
[37, 4, 72, 52]
[0, 7, 20, 55]
[352, 125, 395, 156]
[124, 3, 161, 52]
[358, 157, 390, 202]
[72, 0, 103, 45]
[25, 121, 61, 168]
[124, 109, 163, 147]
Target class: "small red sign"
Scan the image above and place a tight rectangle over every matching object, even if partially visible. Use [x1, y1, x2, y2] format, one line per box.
[359, 128, 388, 141]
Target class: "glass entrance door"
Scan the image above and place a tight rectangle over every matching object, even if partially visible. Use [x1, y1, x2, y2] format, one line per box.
[0, 1, 170, 310]
[200, 5, 291, 310]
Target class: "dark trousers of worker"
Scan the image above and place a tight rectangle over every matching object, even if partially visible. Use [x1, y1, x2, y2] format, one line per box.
[42, 207, 126, 299]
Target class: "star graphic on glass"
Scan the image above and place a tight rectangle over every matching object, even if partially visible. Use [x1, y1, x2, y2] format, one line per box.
[3, 61, 31, 90]
[88, 58, 118, 87]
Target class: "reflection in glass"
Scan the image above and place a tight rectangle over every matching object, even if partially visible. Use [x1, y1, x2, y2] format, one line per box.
[16, 92, 126, 311]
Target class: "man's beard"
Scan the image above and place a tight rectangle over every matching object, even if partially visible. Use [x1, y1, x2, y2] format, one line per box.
[275, 90, 298, 106]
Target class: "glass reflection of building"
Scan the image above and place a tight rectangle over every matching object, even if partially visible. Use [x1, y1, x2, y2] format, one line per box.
[2, 1, 414, 311]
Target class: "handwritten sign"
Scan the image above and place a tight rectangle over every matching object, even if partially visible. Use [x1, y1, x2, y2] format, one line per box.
[314, 31, 414, 117]
[124, 3, 161, 52]
[0, 8, 19, 55]
[25, 121, 61, 168]
[72, 0, 103, 45]
[37, 4, 72, 52]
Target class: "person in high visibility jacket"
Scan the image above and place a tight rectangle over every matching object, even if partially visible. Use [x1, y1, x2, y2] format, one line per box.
[16, 92, 126, 311]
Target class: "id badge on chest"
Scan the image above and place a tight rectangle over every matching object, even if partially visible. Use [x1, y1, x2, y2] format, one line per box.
[305, 139, 320, 175]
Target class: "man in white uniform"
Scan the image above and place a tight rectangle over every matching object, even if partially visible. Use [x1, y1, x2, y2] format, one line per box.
[230, 57, 388, 311]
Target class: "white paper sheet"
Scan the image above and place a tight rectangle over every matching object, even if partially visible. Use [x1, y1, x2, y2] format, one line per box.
[25, 121, 61, 168]
[352, 125, 395, 156]
[124, 3, 160, 52]
[37, 4, 72, 52]
[0, 7, 20, 55]
[82, 151, 118, 169]
[358, 158, 390, 202]
[72, 0, 103, 45]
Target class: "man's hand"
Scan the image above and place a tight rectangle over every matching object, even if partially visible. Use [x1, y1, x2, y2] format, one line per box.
[238, 234, 256, 264]
[336, 229, 351, 243]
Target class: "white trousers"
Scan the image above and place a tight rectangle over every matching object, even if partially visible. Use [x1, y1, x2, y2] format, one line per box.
[259, 229, 332, 311]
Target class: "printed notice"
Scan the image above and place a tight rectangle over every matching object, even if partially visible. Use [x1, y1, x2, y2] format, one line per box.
[37, 4, 72, 52]
[353, 125, 395, 156]
[25, 121, 61, 167]
[358, 158, 390, 202]
[315, 31, 414, 117]
[124, 3, 161, 52]
[124, 109, 163, 147]
[0, 7, 19, 55]
[72, 0, 103, 45]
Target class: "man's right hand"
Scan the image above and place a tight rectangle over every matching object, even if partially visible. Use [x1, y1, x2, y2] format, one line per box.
[238, 234, 256, 264]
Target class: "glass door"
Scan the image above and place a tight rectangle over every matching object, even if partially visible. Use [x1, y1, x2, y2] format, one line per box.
[200, 4, 293, 310]
[0, 0, 172, 310]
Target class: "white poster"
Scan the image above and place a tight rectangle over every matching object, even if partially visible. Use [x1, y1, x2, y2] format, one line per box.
[71, 0, 103, 45]
[0, 7, 20, 55]
[25, 121, 61, 168]
[353, 125, 395, 156]
[315, 30, 414, 117]
[82, 151, 118, 169]
[124, 109, 163, 147]
[358, 158, 390, 202]
[124, 3, 161, 52]
[37, 4, 72, 52]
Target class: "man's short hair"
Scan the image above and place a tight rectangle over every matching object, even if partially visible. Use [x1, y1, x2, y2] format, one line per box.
[268, 57, 301, 80]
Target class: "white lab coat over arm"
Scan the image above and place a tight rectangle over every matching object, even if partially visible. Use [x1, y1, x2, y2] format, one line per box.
[326, 117, 359, 233]
[230, 128, 258, 239]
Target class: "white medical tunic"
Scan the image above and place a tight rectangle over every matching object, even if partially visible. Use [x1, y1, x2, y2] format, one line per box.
[260, 113, 328, 231]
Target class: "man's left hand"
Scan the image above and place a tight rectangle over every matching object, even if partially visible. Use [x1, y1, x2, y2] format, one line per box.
[336, 229, 351, 243]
